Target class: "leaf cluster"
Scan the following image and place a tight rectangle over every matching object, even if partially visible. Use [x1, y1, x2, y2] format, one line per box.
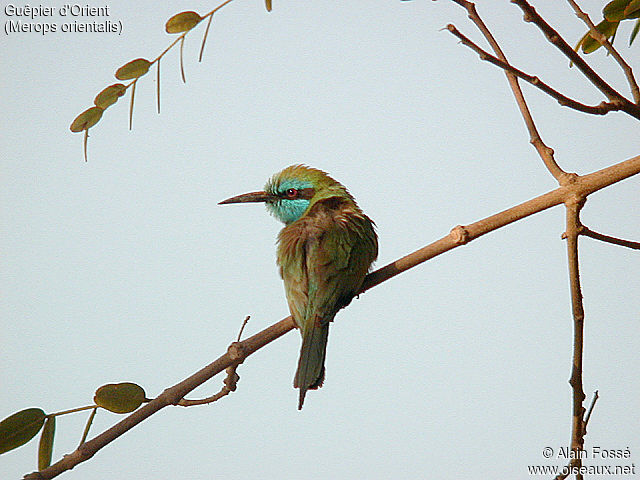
[68, 0, 278, 162]
[576, 0, 640, 53]
[68, 10, 211, 161]
[0, 383, 146, 470]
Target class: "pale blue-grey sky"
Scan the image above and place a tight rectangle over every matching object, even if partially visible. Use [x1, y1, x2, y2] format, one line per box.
[2, 1, 638, 479]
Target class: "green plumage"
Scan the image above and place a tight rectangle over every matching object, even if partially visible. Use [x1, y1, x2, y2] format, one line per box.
[220, 165, 378, 409]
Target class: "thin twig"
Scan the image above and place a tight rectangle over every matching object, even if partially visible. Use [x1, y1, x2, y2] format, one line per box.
[566, 0, 640, 103]
[449, 0, 568, 183]
[78, 408, 98, 446]
[176, 316, 250, 407]
[156, 59, 161, 114]
[510, 0, 640, 120]
[49, 405, 97, 417]
[177, 365, 240, 407]
[583, 389, 599, 430]
[551, 392, 598, 480]
[564, 197, 587, 480]
[552, 244, 597, 480]
[237, 315, 250, 341]
[179, 37, 186, 84]
[199, 13, 215, 62]
[446, 24, 624, 116]
[24, 153, 640, 480]
[128, 80, 137, 131]
[580, 226, 640, 250]
[150, 0, 235, 65]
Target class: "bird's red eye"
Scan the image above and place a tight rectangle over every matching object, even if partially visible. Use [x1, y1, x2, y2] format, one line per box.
[286, 188, 298, 198]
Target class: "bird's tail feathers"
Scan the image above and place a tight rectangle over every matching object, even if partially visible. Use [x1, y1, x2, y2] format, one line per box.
[294, 321, 329, 410]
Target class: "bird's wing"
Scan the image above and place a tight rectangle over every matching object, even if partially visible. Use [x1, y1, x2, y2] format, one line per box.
[303, 203, 378, 328]
[277, 197, 377, 330]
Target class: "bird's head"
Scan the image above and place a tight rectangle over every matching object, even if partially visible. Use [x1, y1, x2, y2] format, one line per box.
[219, 165, 354, 225]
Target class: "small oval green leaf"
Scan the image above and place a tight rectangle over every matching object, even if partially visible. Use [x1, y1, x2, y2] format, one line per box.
[38, 416, 55, 469]
[94, 84, 127, 109]
[69, 106, 104, 133]
[165, 11, 202, 34]
[604, 0, 633, 21]
[115, 58, 151, 80]
[0, 408, 46, 454]
[94, 383, 146, 414]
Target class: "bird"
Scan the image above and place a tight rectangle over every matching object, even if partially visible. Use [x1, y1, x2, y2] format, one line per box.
[219, 165, 378, 409]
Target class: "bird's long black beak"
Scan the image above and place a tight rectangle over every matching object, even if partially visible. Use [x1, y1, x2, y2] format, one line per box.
[218, 191, 275, 205]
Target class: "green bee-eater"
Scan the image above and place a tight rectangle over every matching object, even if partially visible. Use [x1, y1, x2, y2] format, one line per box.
[220, 165, 378, 409]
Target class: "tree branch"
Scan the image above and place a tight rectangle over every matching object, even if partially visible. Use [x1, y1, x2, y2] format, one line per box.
[177, 316, 249, 406]
[177, 365, 240, 407]
[580, 226, 640, 250]
[564, 197, 587, 480]
[566, 0, 640, 104]
[446, 24, 624, 116]
[24, 319, 295, 480]
[554, 389, 599, 480]
[510, 0, 640, 120]
[363, 153, 640, 292]
[23, 153, 640, 479]
[449, 0, 567, 182]
[583, 389, 599, 433]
